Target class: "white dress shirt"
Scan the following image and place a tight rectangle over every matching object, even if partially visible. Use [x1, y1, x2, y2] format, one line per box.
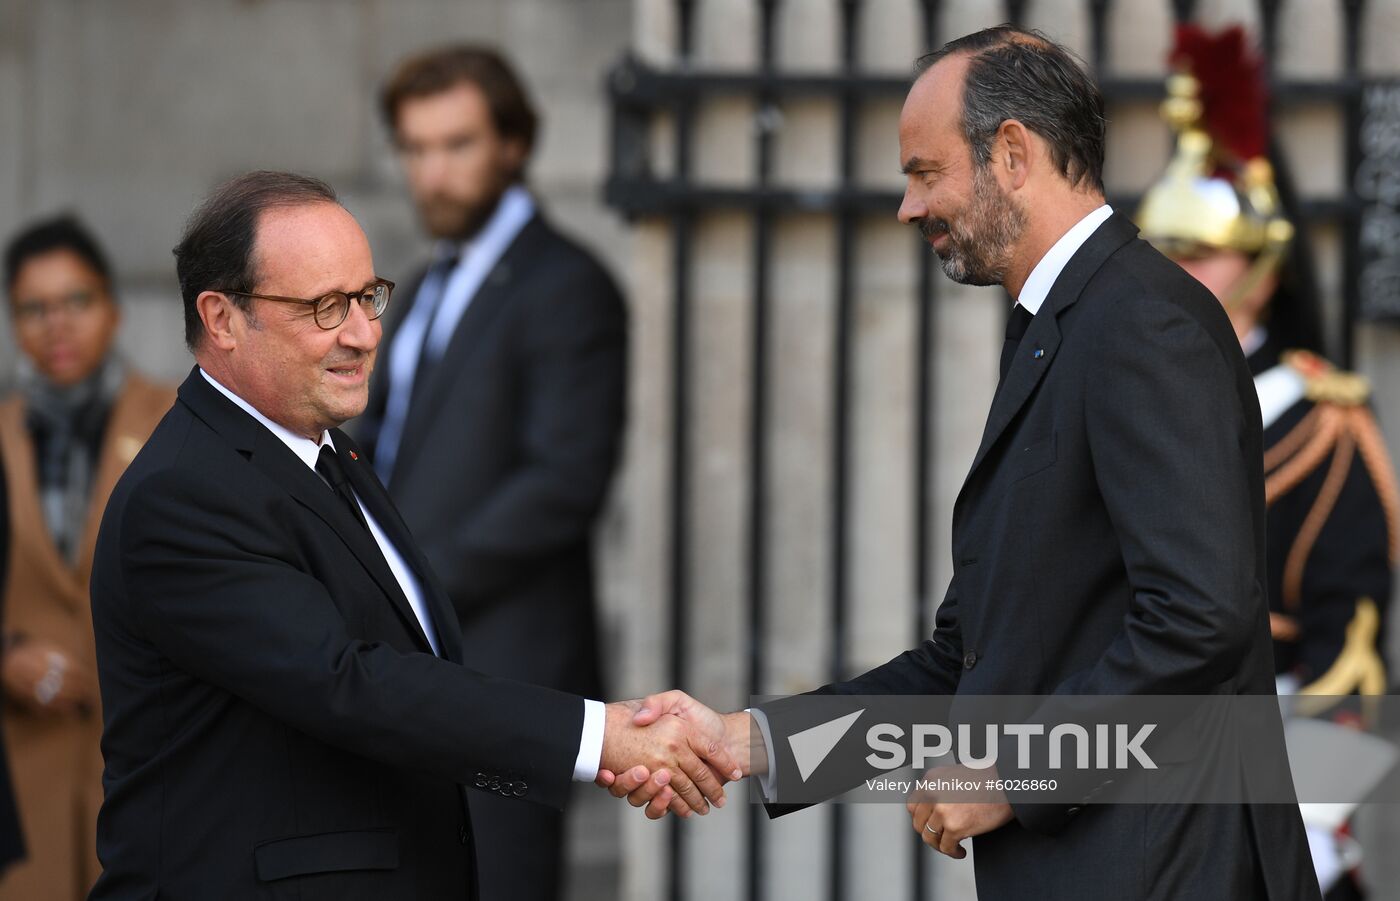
[198, 368, 605, 781]
[1015, 203, 1114, 315]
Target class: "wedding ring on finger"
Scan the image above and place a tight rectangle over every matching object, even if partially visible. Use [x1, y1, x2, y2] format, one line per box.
[924, 823, 942, 837]
[34, 652, 67, 707]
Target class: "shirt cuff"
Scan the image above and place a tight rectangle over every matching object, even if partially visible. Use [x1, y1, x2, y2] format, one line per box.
[745, 707, 779, 800]
[572, 699, 606, 782]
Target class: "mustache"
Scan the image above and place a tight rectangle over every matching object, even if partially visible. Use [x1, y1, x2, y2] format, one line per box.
[323, 353, 370, 369]
[918, 218, 951, 240]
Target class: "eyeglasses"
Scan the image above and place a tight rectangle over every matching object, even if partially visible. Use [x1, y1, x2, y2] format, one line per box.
[12, 289, 104, 328]
[215, 279, 394, 330]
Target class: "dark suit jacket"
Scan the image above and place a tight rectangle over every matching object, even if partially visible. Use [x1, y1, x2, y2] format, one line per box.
[357, 213, 626, 697]
[771, 213, 1320, 901]
[88, 370, 584, 900]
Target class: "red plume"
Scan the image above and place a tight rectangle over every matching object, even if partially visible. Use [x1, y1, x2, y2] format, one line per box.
[1169, 23, 1270, 163]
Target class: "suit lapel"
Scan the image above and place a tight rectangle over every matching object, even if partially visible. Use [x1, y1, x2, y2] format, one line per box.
[959, 213, 1141, 492]
[333, 429, 464, 664]
[177, 371, 435, 654]
[966, 311, 1062, 480]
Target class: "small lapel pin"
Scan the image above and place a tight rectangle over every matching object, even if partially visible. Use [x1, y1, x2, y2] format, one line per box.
[348, 450, 359, 461]
[1033, 348, 1045, 359]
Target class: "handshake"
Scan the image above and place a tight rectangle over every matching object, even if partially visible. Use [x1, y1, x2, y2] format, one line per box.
[595, 691, 765, 820]
[592, 691, 1013, 858]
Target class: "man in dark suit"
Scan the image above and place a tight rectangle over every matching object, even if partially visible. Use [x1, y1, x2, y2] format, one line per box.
[87, 171, 735, 900]
[354, 46, 626, 901]
[601, 26, 1321, 901]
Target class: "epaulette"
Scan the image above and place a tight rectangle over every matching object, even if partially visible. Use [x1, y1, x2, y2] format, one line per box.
[1282, 349, 1371, 407]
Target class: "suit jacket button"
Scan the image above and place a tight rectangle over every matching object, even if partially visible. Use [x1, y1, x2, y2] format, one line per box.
[963, 651, 977, 670]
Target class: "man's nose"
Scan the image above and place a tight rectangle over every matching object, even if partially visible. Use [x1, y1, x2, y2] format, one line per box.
[337, 299, 379, 352]
[898, 184, 926, 225]
[414, 148, 451, 191]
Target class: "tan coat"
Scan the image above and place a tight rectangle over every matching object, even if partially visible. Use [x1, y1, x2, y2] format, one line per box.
[0, 372, 173, 901]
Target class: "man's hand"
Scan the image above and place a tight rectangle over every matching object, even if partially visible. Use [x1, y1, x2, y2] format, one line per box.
[596, 691, 752, 819]
[598, 697, 743, 820]
[906, 765, 1014, 859]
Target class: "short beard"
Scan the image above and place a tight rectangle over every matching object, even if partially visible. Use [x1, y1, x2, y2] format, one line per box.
[417, 183, 508, 242]
[919, 164, 1026, 287]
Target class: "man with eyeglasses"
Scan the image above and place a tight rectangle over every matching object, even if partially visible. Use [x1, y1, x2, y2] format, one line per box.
[356, 45, 627, 901]
[86, 170, 732, 901]
[0, 215, 173, 901]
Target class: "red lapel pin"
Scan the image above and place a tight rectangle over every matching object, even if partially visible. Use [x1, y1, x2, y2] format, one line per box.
[348, 450, 359, 461]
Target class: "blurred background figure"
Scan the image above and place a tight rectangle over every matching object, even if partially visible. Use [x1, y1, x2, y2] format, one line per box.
[355, 46, 627, 901]
[0, 217, 174, 901]
[0, 449, 27, 880]
[1137, 25, 1399, 900]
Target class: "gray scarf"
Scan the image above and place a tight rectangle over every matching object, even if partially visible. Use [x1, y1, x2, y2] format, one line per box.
[22, 355, 126, 563]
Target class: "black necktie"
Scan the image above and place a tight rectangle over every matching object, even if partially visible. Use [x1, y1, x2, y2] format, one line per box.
[1000, 304, 1035, 382]
[316, 444, 370, 534]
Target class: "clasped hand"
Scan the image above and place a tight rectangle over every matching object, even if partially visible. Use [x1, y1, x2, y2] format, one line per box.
[906, 764, 1014, 859]
[596, 691, 752, 820]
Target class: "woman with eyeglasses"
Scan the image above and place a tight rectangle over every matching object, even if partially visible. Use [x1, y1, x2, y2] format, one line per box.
[0, 215, 174, 901]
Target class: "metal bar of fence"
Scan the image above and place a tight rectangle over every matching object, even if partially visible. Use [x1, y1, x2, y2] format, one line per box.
[746, 2, 781, 900]
[668, 3, 697, 898]
[604, 180, 1354, 221]
[1171, 0, 1199, 23]
[911, 0, 942, 891]
[1341, 0, 1366, 368]
[1258, 0, 1283, 75]
[1089, 0, 1112, 74]
[606, 63, 1359, 109]
[828, 2, 862, 899]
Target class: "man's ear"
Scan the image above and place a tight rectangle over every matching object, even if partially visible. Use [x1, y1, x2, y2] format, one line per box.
[196, 291, 240, 352]
[997, 119, 1032, 191]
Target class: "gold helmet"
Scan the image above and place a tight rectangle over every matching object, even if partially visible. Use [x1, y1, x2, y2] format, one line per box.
[1137, 25, 1293, 310]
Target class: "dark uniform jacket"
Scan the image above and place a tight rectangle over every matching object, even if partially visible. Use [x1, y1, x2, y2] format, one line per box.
[1249, 342, 1394, 694]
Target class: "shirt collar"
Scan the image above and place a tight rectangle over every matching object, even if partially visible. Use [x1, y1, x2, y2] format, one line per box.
[198, 367, 333, 470]
[1015, 204, 1113, 316]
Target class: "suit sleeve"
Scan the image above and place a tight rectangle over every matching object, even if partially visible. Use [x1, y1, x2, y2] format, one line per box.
[1071, 290, 1259, 696]
[118, 466, 584, 809]
[761, 585, 964, 818]
[821, 587, 965, 698]
[417, 264, 628, 610]
[1006, 288, 1261, 834]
